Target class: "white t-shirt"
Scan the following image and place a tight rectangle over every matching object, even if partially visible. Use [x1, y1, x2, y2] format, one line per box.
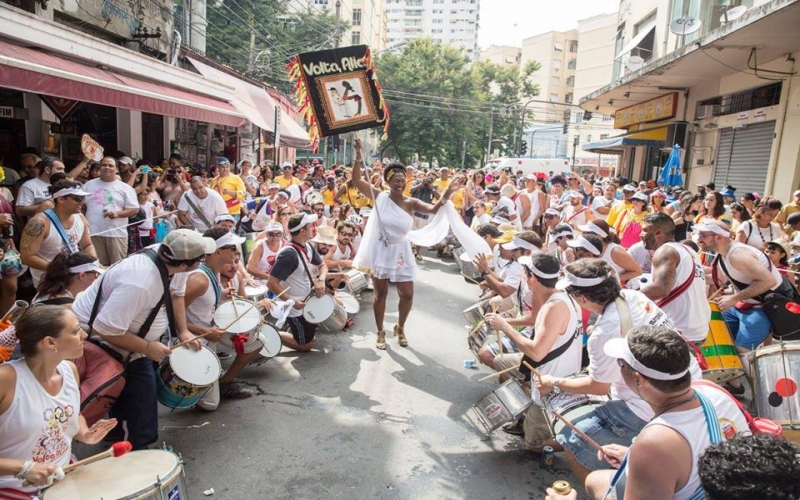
[498, 259, 524, 305]
[177, 189, 228, 232]
[735, 220, 784, 250]
[627, 241, 653, 274]
[16, 177, 50, 207]
[591, 196, 614, 221]
[72, 245, 188, 360]
[138, 201, 156, 236]
[588, 290, 701, 421]
[83, 178, 139, 238]
[497, 196, 520, 228]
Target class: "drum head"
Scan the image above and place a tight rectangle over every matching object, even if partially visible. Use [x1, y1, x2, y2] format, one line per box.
[303, 295, 335, 324]
[244, 284, 268, 298]
[42, 450, 181, 500]
[258, 324, 283, 358]
[169, 346, 221, 386]
[459, 252, 472, 263]
[335, 292, 360, 315]
[214, 299, 261, 333]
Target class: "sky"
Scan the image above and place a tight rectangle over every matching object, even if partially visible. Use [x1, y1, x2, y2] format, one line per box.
[478, 0, 620, 49]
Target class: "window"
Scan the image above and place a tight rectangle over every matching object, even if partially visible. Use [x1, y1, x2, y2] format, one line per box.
[568, 58, 577, 70]
[632, 11, 657, 62]
[574, 111, 583, 123]
[553, 59, 562, 69]
[564, 93, 573, 104]
[554, 42, 564, 51]
[551, 76, 560, 86]
[549, 93, 559, 102]
[566, 76, 575, 87]
[351, 31, 361, 45]
[569, 40, 578, 52]
[352, 9, 361, 26]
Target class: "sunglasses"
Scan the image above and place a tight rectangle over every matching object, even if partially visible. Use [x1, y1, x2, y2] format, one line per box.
[267, 232, 282, 237]
[219, 245, 237, 251]
[67, 195, 85, 202]
[313, 208, 325, 213]
[339, 232, 354, 237]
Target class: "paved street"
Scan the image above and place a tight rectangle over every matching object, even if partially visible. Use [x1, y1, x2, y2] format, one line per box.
[81, 254, 578, 499]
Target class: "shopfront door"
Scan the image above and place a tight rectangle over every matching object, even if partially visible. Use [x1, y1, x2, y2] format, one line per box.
[142, 112, 164, 165]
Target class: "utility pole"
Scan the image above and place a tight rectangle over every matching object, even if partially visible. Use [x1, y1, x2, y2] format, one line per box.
[247, 15, 256, 70]
[334, 0, 342, 48]
[486, 108, 494, 162]
[461, 139, 466, 169]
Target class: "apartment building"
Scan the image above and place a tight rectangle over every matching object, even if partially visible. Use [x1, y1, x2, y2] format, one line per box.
[477, 45, 521, 67]
[384, 0, 480, 60]
[289, 0, 388, 52]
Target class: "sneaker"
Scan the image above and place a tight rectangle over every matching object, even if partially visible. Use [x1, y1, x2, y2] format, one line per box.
[501, 417, 525, 436]
[217, 352, 232, 360]
[220, 381, 254, 400]
[724, 382, 746, 396]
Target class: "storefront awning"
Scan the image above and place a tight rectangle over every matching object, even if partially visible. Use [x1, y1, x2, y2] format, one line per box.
[0, 40, 245, 127]
[188, 58, 310, 149]
[617, 22, 656, 58]
[582, 128, 667, 153]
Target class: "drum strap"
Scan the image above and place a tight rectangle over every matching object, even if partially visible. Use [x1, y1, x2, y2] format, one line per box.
[656, 244, 695, 308]
[289, 243, 317, 288]
[43, 209, 78, 253]
[200, 263, 221, 306]
[519, 296, 581, 375]
[182, 192, 214, 229]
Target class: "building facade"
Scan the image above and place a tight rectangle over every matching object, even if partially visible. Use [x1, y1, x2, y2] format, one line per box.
[477, 45, 521, 67]
[580, 0, 800, 199]
[384, 0, 480, 60]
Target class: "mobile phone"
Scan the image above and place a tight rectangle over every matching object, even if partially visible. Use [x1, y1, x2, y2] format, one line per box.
[167, 169, 176, 174]
[141, 166, 151, 174]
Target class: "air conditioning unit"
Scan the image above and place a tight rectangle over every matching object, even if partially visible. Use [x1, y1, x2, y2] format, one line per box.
[696, 105, 721, 120]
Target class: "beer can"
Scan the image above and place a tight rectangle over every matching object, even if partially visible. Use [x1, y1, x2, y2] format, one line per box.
[552, 480, 571, 495]
[463, 359, 477, 369]
[541, 445, 555, 469]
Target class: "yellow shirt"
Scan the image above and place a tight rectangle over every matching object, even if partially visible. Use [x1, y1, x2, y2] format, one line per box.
[276, 175, 300, 189]
[606, 200, 632, 228]
[404, 178, 414, 197]
[210, 174, 246, 215]
[451, 187, 465, 211]
[321, 187, 336, 207]
[433, 178, 451, 196]
[339, 186, 370, 209]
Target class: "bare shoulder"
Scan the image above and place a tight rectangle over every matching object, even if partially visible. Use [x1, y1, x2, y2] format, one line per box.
[652, 244, 679, 264]
[24, 214, 49, 236]
[0, 363, 17, 410]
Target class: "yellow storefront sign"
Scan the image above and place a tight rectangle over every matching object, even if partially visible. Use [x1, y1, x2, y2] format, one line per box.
[614, 92, 678, 129]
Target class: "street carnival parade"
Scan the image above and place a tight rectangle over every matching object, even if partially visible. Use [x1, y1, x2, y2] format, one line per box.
[0, 0, 799, 498]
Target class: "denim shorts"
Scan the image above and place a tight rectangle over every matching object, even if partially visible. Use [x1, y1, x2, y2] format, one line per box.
[555, 399, 647, 471]
[722, 307, 772, 350]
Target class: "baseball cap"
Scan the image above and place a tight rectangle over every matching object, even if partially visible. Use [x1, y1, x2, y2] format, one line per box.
[630, 192, 648, 203]
[216, 157, 231, 165]
[502, 235, 540, 252]
[567, 190, 584, 199]
[493, 230, 517, 245]
[622, 184, 637, 192]
[214, 214, 236, 224]
[52, 186, 90, 199]
[543, 208, 560, 217]
[118, 156, 134, 165]
[719, 188, 735, 198]
[163, 229, 215, 260]
[604, 336, 690, 381]
[281, 162, 293, 169]
[266, 222, 284, 233]
[268, 182, 280, 190]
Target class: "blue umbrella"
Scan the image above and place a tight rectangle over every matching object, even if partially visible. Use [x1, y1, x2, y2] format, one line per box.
[658, 144, 683, 187]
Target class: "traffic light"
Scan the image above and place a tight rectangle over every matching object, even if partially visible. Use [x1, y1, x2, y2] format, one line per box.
[563, 123, 568, 134]
[520, 140, 528, 156]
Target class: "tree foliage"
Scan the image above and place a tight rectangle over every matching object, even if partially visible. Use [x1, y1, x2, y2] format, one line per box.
[377, 38, 540, 167]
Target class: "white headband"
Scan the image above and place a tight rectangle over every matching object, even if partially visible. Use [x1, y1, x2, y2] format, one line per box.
[289, 213, 319, 233]
[502, 235, 540, 252]
[693, 223, 731, 238]
[69, 261, 102, 274]
[52, 187, 90, 199]
[567, 236, 602, 256]
[518, 256, 561, 280]
[583, 221, 608, 238]
[562, 270, 607, 287]
[551, 229, 573, 239]
[605, 338, 691, 381]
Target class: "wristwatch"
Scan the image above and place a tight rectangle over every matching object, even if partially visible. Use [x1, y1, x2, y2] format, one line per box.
[553, 379, 563, 395]
[480, 271, 490, 278]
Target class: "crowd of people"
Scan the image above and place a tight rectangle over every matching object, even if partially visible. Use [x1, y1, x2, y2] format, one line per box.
[0, 141, 798, 500]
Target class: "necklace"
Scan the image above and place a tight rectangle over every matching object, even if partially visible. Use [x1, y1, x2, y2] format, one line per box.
[654, 391, 697, 418]
[754, 220, 773, 244]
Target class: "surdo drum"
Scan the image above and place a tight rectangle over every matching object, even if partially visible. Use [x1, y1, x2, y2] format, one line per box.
[472, 379, 532, 434]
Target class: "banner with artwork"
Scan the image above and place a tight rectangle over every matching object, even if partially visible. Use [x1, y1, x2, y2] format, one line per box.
[286, 44, 390, 151]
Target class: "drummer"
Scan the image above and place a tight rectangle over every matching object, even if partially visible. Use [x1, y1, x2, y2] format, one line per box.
[184, 228, 265, 407]
[323, 222, 358, 290]
[0, 306, 117, 497]
[246, 222, 286, 281]
[485, 253, 583, 450]
[266, 213, 328, 352]
[639, 213, 710, 348]
[473, 231, 542, 314]
[310, 226, 344, 290]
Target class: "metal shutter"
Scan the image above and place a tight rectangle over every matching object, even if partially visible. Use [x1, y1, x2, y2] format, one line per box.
[713, 121, 775, 194]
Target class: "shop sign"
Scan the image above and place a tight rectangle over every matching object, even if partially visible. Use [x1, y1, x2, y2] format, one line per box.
[0, 107, 14, 119]
[614, 92, 678, 129]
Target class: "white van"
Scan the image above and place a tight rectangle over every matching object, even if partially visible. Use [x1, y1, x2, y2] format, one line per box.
[484, 158, 572, 178]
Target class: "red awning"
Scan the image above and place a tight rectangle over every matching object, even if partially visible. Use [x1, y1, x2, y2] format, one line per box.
[0, 40, 245, 127]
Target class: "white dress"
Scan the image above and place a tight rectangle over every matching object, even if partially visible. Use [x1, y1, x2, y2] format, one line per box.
[353, 192, 416, 282]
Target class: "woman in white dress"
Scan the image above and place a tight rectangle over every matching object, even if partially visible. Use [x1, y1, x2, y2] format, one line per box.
[351, 139, 460, 350]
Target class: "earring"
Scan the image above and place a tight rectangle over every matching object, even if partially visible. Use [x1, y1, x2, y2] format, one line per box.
[54, 348, 58, 354]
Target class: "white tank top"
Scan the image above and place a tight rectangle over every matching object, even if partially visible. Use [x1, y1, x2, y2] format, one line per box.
[602, 242, 626, 276]
[185, 268, 218, 328]
[718, 242, 782, 302]
[31, 214, 86, 287]
[330, 243, 354, 261]
[532, 292, 583, 404]
[518, 190, 539, 228]
[660, 243, 711, 343]
[256, 239, 285, 273]
[0, 360, 80, 492]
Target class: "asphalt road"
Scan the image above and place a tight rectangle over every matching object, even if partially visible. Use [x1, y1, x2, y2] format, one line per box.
[76, 253, 579, 500]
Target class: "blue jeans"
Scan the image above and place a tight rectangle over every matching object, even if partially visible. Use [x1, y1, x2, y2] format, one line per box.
[556, 400, 647, 471]
[109, 357, 159, 450]
[722, 307, 772, 350]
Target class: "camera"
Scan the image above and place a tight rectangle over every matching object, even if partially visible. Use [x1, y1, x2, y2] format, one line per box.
[167, 169, 176, 174]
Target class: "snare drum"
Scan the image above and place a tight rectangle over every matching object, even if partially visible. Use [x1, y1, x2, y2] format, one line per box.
[472, 378, 532, 434]
[214, 298, 261, 334]
[258, 323, 283, 358]
[335, 291, 360, 319]
[463, 302, 484, 329]
[42, 450, 187, 500]
[701, 302, 745, 382]
[156, 346, 221, 409]
[303, 294, 347, 333]
[751, 341, 800, 430]
[244, 283, 269, 302]
[459, 252, 481, 282]
[468, 324, 490, 356]
[540, 375, 609, 436]
[343, 269, 369, 295]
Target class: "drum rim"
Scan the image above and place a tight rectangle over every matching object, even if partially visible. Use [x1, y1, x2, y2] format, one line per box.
[168, 345, 221, 385]
[303, 294, 337, 322]
[214, 299, 261, 333]
[753, 340, 800, 358]
[258, 325, 282, 357]
[42, 450, 183, 500]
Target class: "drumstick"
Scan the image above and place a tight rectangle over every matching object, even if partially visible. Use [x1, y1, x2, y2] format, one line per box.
[708, 287, 725, 301]
[230, 293, 241, 316]
[274, 286, 291, 300]
[170, 330, 214, 351]
[478, 365, 519, 381]
[490, 302, 503, 359]
[550, 410, 604, 453]
[468, 319, 485, 336]
[23, 441, 133, 484]
[522, 360, 543, 382]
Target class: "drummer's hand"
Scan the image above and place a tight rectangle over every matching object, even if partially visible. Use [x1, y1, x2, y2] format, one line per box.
[598, 444, 628, 468]
[177, 332, 202, 351]
[205, 326, 226, 343]
[22, 463, 58, 487]
[484, 313, 507, 332]
[258, 298, 275, 313]
[78, 418, 118, 445]
[144, 341, 171, 363]
[545, 487, 577, 500]
[536, 374, 556, 396]
[222, 286, 236, 300]
[715, 295, 738, 312]
[313, 279, 326, 298]
[341, 260, 353, 268]
[473, 253, 490, 273]
[293, 298, 306, 310]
